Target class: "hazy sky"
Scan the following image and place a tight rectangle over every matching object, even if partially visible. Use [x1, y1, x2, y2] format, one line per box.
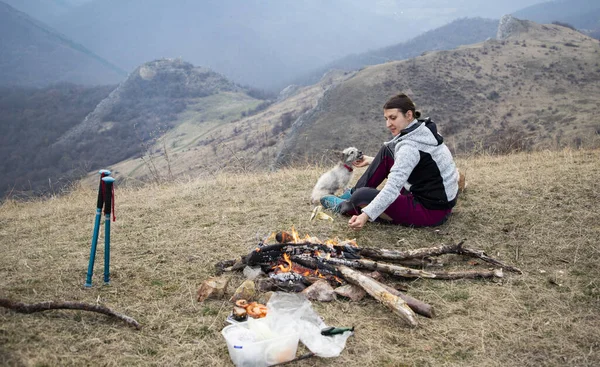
[4, 0, 551, 89]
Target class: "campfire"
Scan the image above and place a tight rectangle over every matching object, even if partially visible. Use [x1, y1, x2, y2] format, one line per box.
[212, 227, 522, 327]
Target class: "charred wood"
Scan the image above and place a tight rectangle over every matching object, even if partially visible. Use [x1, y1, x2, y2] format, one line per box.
[256, 278, 307, 293]
[290, 255, 342, 277]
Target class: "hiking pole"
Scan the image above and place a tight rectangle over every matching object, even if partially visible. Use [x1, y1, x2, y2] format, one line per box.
[102, 176, 116, 285]
[85, 169, 111, 288]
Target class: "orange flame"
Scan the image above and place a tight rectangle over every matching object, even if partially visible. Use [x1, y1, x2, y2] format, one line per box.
[273, 253, 293, 273]
[291, 226, 301, 243]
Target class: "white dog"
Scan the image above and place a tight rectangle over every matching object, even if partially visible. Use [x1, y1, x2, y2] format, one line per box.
[311, 147, 363, 204]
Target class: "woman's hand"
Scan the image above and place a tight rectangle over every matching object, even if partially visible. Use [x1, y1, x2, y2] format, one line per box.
[352, 155, 373, 168]
[348, 212, 369, 230]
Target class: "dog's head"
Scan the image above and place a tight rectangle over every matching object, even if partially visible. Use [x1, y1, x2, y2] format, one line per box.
[341, 147, 364, 164]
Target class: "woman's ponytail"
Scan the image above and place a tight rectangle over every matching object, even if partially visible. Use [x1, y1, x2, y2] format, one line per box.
[383, 93, 418, 119]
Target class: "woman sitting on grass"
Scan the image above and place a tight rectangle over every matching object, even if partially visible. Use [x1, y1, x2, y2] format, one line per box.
[320, 93, 459, 230]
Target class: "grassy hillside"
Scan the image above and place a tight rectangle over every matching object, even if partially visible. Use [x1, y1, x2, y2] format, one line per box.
[106, 69, 353, 184]
[1, 149, 599, 366]
[276, 19, 600, 165]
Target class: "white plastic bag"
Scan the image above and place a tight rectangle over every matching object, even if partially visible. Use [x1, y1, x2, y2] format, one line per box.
[266, 292, 352, 358]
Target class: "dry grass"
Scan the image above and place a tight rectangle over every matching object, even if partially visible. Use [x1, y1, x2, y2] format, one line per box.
[1, 149, 599, 366]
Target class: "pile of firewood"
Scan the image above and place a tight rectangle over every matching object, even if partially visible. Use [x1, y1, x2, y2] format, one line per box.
[211, 230, 522, 327]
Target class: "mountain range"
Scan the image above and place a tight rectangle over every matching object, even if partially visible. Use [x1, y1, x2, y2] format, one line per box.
[42, 0, 544, 90]
[2, 0, 597, 89]
[96, 17, 600, 186]
[2, 0, 600, 196]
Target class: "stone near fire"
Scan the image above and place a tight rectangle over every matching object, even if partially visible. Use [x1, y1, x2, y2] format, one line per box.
[243, 266, 264, 280]
[334, 284, 366, 302]
[301, 280, 337, 302]
[258, 291, 275, 305]
[229, 279, 256, 302]
[197, 276, 230, 302]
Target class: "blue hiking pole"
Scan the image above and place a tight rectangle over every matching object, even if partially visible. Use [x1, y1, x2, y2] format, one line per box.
[102, 176, 116, 285]
[85, 169, 111, 288]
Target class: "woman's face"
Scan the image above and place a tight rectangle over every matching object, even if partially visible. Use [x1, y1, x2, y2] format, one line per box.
[384, 108, 413, 136]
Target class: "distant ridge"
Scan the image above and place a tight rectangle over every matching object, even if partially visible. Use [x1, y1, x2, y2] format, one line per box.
[0, 1, 126, 86]
[290, 18, 499, 88]
[513, 0, 600, 36]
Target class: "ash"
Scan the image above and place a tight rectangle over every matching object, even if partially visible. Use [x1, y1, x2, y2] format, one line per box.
[269, 272, 303, 282]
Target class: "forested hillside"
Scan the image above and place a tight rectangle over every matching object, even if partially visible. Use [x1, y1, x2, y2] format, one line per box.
[0, 84, 114, 197]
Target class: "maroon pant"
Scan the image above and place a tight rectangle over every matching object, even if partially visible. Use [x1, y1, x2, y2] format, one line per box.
[339, 144, 451, 227]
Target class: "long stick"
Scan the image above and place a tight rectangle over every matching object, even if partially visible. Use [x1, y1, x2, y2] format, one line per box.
[361, 241, 522, 274]
[85, 169, 110, 288]
[0, 298, 141, 330]
[429, 268, 503, 280]
[359, 242, 463, 262]
[337, 265, 417, 327]
[323, 257, 437, 278]
[458, 247, 522, 274]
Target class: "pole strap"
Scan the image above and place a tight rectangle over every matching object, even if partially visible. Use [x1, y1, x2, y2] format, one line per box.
[111, 183, 116, 222]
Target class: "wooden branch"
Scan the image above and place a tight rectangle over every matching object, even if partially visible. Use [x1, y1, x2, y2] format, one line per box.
[337, 265, 417, 327]
[323, 257, 437, 279]
[359, 242, 463, 262]
[458, 247, 522, 274]
[373, 281, 435, 318]
[429, 268, 503, 280]
[325, 257, 504, 281]
[360, 241, 522, 274]
[0, 298, 141, 330]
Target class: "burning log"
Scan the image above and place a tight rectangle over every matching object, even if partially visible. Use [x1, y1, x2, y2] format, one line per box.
[289, 255, 342, 278]
[337, 265, 417, 327]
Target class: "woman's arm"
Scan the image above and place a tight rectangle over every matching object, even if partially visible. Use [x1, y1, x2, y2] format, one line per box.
[360, 145, 420, 221]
